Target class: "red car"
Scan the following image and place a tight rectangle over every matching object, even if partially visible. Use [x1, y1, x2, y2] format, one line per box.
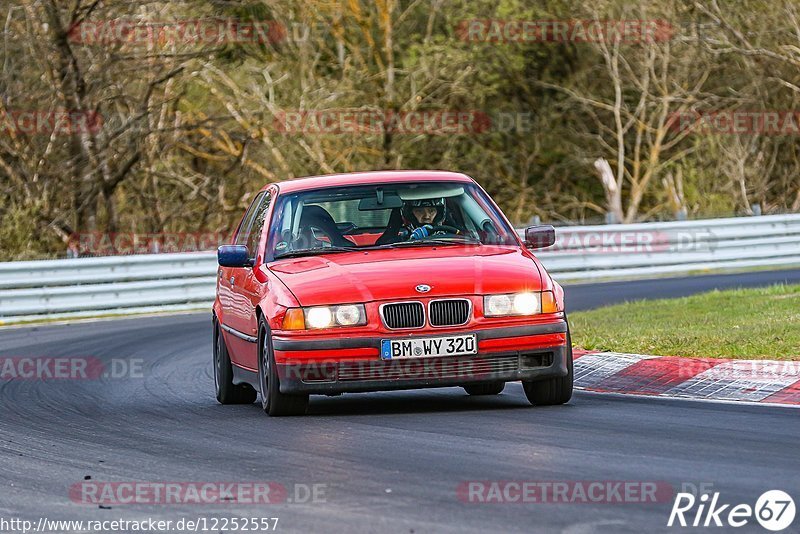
[213, 171, 572, 416]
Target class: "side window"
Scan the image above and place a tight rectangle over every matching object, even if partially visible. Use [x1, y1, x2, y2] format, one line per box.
[246, 192, 272, 259]
[234, 192, 266, 246]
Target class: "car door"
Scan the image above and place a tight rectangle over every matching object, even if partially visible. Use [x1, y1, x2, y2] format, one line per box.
[219, 191, 265, 369]
[218, 192, 263, 330]
[228, 190, 273, 370]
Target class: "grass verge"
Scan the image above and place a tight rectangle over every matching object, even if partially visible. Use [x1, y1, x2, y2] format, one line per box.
[570, 284, 800, 360]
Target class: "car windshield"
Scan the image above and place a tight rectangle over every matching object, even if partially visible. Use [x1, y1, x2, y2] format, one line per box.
[268, 182, 519, 259]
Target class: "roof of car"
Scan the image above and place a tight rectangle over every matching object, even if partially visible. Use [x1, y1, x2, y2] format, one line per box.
[266, 170, 475, 194]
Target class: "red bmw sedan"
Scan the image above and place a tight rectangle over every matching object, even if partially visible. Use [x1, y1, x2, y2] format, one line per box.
[213, 171, 572, 416]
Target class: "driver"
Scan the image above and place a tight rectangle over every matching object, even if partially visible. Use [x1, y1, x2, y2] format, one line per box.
[402, 198, 447, 239]
[376, 197, 459, 245]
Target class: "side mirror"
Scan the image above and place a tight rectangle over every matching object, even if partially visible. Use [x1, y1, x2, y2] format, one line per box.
[218, 245, 254, 267]
[524, 225, 556, 249]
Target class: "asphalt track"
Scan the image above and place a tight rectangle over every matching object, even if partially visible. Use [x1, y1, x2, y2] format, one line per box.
[1, 269, 799, 533]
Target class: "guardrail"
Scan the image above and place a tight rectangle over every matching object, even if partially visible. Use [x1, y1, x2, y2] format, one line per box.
[0, 253, 217, 322]
[2, 214, 799, 323]
[536, 214, 800, 281]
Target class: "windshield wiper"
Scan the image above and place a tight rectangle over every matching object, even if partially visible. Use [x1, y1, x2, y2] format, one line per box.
[418, 235, 482, 244]
[274, 246, 360, 259]
[371, 236, 482, 249]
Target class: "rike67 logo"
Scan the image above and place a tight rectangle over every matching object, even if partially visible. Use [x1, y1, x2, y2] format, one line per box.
[668, 490, 795, 531]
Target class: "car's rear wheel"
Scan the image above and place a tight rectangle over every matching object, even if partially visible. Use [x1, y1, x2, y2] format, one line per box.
[258, 318, 309, 416]
[522, 326, 573, 406]
[213, 319, 257, 405]
[463, 382, 505, 396]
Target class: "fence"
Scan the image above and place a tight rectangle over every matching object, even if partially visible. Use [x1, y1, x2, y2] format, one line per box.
[1, 214, 799, 323]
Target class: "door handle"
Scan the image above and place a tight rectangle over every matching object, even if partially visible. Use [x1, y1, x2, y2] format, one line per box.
[229, 276, 236, 286]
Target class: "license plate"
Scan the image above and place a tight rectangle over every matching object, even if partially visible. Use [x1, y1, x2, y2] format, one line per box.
[380, 334, 477, 360]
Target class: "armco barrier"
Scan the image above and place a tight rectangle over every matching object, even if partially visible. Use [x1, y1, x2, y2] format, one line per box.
[0, 253, 217, 322]
[1, 214, 799, 323]
[536, 214, 800, 281]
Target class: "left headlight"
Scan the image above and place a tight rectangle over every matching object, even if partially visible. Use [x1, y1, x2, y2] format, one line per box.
[483, 291, 559, 317]
[283, 304, 367, 330]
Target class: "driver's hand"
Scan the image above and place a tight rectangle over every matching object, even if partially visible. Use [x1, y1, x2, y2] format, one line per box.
[409, 224, 433, 240]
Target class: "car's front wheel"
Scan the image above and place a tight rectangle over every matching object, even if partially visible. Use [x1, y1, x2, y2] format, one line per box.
[258, 318, 309, 416]
[463, 382, 505, 396]
[522, 327, 574, 406]
[213, 319, 257, 405]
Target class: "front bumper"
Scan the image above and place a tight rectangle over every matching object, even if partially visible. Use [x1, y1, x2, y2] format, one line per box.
[272, 321, 569, 395]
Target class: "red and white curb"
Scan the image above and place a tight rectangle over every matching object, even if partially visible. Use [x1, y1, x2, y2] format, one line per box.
[573, 350, 800, 406]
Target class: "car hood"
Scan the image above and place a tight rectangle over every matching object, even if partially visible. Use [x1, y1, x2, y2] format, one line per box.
[268, 246, 544, 306]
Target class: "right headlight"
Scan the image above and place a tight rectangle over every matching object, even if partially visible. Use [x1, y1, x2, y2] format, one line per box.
[483, 291, 559, 317]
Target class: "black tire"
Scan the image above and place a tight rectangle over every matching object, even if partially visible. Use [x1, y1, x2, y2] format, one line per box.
[213, 319, 257, 405]
[522, 326, 574, 406]
[463, 382, 505, 396]
[258, 318, 309, 416]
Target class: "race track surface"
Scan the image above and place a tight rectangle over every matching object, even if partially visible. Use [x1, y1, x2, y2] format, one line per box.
[1, 270, 799, 533]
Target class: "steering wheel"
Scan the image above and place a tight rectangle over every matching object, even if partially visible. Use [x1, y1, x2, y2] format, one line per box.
[429, 225, 461, 235]
[400, 224, 466, 242]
